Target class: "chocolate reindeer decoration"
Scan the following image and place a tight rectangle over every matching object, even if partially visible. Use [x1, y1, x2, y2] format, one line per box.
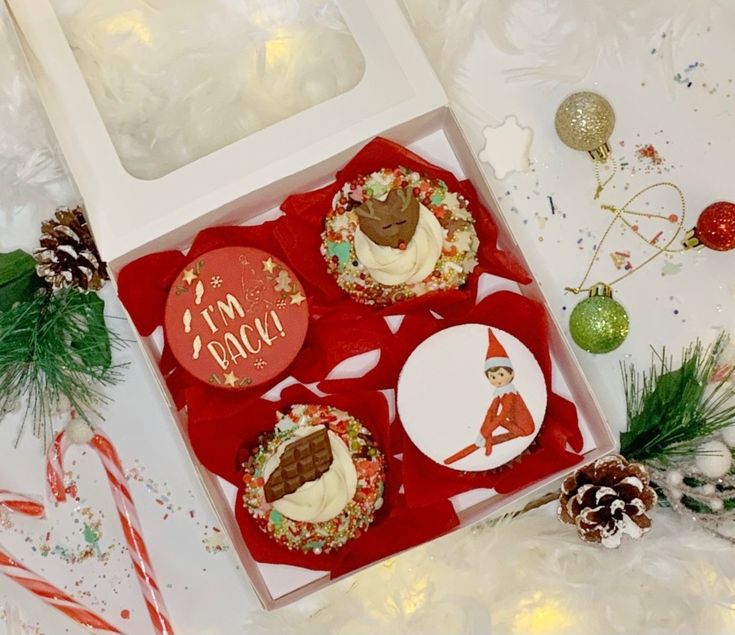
[356, 187, 420, 249]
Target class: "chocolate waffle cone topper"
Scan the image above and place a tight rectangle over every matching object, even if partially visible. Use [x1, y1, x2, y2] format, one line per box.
[264, 427, 334, 503]
[356, 187, 419, 249]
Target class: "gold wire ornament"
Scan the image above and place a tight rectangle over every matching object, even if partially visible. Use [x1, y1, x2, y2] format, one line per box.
[565, 182, 687, 354]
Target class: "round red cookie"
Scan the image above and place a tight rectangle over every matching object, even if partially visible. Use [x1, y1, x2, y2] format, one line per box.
[164, 246, 308, 390]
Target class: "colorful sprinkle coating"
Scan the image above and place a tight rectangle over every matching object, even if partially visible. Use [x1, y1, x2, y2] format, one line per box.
[321, 167, 479, 306]
[242, 404, 386, 555]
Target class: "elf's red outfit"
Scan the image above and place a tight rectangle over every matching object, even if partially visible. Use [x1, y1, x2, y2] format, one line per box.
[480, 388, 535, 442]
[444, 330, 535, 465]
[479, 330, 535, 453]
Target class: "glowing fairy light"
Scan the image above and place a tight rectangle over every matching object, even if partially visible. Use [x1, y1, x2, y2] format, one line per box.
[100, 11, 152, 43]
[400, 576, 429, 616]
[512, 593, 575, 634]
[265, 28, 295, 66]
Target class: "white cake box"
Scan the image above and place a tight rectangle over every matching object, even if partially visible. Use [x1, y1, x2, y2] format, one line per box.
[5, 0, 617, 610]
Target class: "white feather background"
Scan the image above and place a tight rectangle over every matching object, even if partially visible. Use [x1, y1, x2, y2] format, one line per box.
[49, 0, 365, 179]
[402, 0, 735, 85]
[0, 11, 76, 253]
[248, 508, 735, 635]
[401, 0, 735, 129]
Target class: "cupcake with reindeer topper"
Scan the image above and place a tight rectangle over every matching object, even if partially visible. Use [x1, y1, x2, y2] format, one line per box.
[242, 404, 386, 554]
[321, 167, 480, 306]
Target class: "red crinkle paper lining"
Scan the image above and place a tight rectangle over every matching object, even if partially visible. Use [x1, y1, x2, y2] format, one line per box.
[187, 384, 459, 576]
[118, 222, 306, 409]
[116, 136, 583, 574]
[292, 291, 585, 508]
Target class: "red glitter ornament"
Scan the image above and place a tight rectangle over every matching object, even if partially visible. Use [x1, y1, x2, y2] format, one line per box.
[684, 201, 735, 252]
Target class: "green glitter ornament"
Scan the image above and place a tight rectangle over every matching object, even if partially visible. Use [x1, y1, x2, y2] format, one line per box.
[569, 283, 629, 354]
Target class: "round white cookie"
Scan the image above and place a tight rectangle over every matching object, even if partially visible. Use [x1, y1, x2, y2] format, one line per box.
[397, 324, 547, 472]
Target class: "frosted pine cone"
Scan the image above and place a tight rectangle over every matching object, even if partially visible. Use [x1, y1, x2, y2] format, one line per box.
[559, 455, 657, 548]
[34, 207, 108, 292]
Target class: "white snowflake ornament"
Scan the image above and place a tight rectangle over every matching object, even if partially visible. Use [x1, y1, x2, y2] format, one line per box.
[479, 115, 534, 179]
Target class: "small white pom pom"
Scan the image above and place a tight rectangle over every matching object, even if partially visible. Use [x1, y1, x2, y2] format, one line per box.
[695, 440, 733, 479]
[700, 484, 716, 496]
[669, 488, 683, 501]
[721, 423, 735, 448]
[710, 499, 724, 512]
[666, 470, 684, 487]
[66, 418, 95, 445]
[53, 399, 74, 428]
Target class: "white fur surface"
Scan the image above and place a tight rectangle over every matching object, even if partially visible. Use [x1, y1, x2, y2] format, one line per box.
[50, 0, 365, 179]
[249, 507, 735, 635]
[402, 0, 735, 84]
[0, 11, 76, 254]
[401, 0, 735, 126]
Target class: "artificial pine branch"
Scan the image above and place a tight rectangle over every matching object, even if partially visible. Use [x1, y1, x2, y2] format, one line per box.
[0, 288, 126, 446]
[620, 333, 735, 464]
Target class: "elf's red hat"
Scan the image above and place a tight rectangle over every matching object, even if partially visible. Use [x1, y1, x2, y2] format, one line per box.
[484, 329, 512, 370]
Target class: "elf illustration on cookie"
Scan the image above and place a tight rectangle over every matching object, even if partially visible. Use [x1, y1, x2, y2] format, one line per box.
[443, 329, 535, 465]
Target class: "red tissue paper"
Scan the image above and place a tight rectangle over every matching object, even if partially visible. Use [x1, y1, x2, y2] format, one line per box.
[290, 291, 585, 508]
[187, 384, 459, 576]
[117, 221, 366, 406]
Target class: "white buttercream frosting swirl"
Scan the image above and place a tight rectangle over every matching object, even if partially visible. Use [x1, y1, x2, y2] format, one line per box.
[353, 204, 443, 286]
[263, 425, 357, 523]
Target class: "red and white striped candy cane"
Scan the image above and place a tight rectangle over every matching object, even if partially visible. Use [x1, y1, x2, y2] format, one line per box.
[0, 488, 122, 633]
[48, 421, 175, 635]
[0, 490, 44, 518]
[0, 550, 123, 633]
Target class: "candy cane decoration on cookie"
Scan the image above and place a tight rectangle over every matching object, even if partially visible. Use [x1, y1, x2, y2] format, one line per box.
[0, 489, 122, 633]
[48, 418, 175, 635]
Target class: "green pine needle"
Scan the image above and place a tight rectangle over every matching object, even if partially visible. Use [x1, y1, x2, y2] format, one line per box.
[620, 333, 735, 464]
[0, 288, 126, 446]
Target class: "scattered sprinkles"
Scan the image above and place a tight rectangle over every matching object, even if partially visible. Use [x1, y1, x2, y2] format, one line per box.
[674, 61, 702, 87]
[322, 167, 479, 306]
[636, 144, 664, 166]
[661, 261, 683, 276]
[611, 251, 632, 271]
[204, 527, 229, 554]
[242, 404, 386, 555]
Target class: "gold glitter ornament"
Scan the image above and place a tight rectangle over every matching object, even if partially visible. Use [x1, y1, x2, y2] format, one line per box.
[555, 91, 615, 162]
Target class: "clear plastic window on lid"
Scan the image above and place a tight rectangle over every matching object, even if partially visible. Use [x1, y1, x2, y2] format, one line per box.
[50, 0, 366, 179]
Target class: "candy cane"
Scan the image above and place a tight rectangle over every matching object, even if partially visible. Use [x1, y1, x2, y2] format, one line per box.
[0, 489, 122, 633]
[0, 490, 44, 518]
[46, 428, 68, 502]
[0, 550, 123, 633]
[48, 420, 174, 635]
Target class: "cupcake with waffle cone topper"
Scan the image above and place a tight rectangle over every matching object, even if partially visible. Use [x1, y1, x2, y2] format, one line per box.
[321, 167, 480, 306]
[242, 404, 386, 554]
